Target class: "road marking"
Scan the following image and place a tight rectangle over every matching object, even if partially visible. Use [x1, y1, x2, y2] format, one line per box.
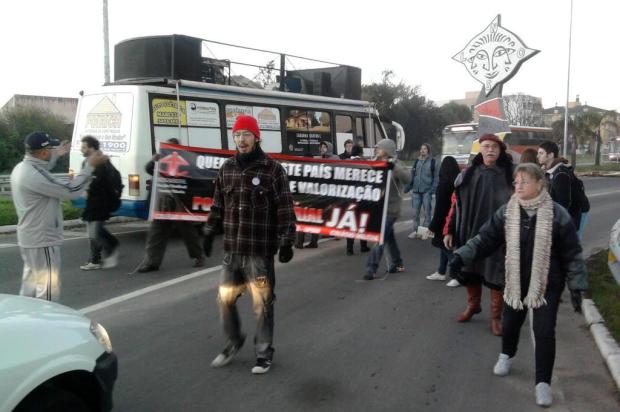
[589, 190, 620, 198]
[79, 265, 222, 315]
[0, 243, 17, 248]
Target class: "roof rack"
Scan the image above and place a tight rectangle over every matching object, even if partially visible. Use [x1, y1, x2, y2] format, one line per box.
[113, 34, 362, 100]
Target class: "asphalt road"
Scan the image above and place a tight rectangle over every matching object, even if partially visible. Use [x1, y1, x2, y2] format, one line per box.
[1, 177, 619, 411]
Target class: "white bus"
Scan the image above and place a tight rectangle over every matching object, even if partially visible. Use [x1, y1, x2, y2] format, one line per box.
[69, 80, 403, 219]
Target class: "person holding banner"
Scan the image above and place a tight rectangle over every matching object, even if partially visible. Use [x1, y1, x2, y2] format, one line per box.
[364, 139, 410, 280]
[136, 138, 206, 273]
[203, 115, 296, 375]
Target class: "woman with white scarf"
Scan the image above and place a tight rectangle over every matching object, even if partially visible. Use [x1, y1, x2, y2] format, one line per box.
[449, 163, 587, 408]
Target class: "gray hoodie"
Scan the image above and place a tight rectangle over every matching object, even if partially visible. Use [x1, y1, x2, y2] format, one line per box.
[374, 139, 411, 218]
[10, 154, 93, 248]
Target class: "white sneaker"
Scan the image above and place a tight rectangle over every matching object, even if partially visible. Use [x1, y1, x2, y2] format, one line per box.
[102, 248, 119, 269]
[80, 262, 102, 271]
[426, 272, 447, 281]
[446, 279, 461, 287]
[493, 353, 512, 376]
[535, 382, 553, 407]
[407, 231, 418, 239]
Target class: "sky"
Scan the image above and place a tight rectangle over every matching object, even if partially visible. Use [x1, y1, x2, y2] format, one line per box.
[1, 0, 618, 112]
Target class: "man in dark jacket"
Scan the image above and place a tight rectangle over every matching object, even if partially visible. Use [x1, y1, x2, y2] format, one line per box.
[203, 115, 296, 374]
[137, 138, 205, 272]
[444, 134, 514, 335]
[79, 136, 120, 270]
[537, 141, 580, 228]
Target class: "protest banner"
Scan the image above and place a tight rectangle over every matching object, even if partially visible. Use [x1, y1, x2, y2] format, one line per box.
[151, 142, 391, 243]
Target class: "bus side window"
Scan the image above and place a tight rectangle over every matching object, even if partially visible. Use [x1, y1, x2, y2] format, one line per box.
[355, 116, 368, 148]
[285, 109, 331, 156]
[335, 114, 353, 155]
[374, 119, 386, 141]
[225, 104, 282, 153]
[186, 101, 222, 149]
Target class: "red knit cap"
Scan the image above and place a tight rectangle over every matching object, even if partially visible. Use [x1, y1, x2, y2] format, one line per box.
[232, 115, 261, 141]
[479, 133, 506, 151]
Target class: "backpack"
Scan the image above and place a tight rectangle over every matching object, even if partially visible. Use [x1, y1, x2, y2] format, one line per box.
[106, 164, 124, 213]
[554, 165, 590, 213]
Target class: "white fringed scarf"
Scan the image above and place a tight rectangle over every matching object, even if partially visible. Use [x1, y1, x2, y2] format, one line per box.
[504, 190, 554, 310]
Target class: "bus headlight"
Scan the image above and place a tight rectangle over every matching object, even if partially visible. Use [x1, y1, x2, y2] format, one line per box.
[128, 174, 140, 196]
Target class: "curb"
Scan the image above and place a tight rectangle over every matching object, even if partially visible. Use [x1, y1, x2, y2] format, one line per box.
[0, 216, 142, 235]
[576, 171, 620, 177]
[582, 297, 620, 391]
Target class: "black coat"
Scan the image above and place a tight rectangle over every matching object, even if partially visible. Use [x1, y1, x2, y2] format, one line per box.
[82, 160, 116, 222]
[429, 175, 455, 249]
[447, 153, 514, 286]
[455, 202, 588, 292]
[547, 162, 581, 228]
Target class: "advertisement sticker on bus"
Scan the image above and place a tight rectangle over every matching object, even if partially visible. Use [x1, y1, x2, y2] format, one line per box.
[253, 106, 280, 130]
[285, 110, 331, 155]
[225, 105, 253, 128]
[73, 93, 133, 153]
[152, 98, 187, 126]
[186, 101, 220, 127]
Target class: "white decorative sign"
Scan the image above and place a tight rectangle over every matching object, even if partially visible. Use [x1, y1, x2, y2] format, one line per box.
[453, 15, 539, 96]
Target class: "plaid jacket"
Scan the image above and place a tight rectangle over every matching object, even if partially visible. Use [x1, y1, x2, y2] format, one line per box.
[204, 152, 297, 256]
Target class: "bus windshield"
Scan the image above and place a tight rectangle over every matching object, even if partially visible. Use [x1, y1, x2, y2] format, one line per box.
[443, 130, 477, 155]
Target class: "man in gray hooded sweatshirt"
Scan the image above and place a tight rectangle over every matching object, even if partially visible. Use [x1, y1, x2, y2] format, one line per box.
[364, 139, 411, 280]
[10, 132, 107, 301]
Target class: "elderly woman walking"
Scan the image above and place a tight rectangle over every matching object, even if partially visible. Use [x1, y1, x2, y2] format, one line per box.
[449, 163, 587, 407]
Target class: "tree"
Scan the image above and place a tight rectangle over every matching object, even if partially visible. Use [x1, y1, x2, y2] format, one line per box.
[0, 107, 69, 173]
[503, 93, 543, 126]
[362, 71, 445, 159]
[575, 112, 603, 165]
[439, 102, 472, 125]
[253, 59, 276, 89]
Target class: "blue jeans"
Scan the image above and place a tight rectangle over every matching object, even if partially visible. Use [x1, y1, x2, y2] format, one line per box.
[412, 192, 432, 231]
[437, 248, 453, 275]
[366, 217, 403, 275]
[218, 254, 276, 361]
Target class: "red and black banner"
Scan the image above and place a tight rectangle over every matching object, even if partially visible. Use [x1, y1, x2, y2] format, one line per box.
[151, 143, 391, 243]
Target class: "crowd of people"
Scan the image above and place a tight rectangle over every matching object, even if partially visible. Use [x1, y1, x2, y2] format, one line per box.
[10, 119, 589, 405]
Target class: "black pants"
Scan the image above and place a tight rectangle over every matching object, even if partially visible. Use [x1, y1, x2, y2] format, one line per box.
[501, 283, 563, 384]
[143, 220, 203, 267]
[346, 238, 368, 252]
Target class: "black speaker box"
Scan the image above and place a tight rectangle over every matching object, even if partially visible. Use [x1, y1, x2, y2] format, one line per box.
[287, 66, 361, 100]
[114, 35, 203, 82]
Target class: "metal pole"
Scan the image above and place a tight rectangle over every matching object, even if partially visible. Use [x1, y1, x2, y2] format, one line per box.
[279, 54, 286, 91]
[563, 0, 573, 158]
[103, 0, 110, 84]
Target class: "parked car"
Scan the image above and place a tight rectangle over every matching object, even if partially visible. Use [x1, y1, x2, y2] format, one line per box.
[0, 294, 117, 412]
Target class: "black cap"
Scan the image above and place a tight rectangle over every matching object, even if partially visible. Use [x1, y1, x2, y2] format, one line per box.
[24, 132, 60, 151]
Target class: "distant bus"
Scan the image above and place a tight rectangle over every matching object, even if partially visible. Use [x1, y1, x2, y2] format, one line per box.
[441, 123, 553, 166]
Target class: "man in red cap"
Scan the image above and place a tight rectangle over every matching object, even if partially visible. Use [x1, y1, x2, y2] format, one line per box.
[203, 115, 297, 374]
[444, 133, 514, 335]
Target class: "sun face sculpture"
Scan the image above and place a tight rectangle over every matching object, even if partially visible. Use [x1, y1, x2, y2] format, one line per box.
[453, 15, 539, 96]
